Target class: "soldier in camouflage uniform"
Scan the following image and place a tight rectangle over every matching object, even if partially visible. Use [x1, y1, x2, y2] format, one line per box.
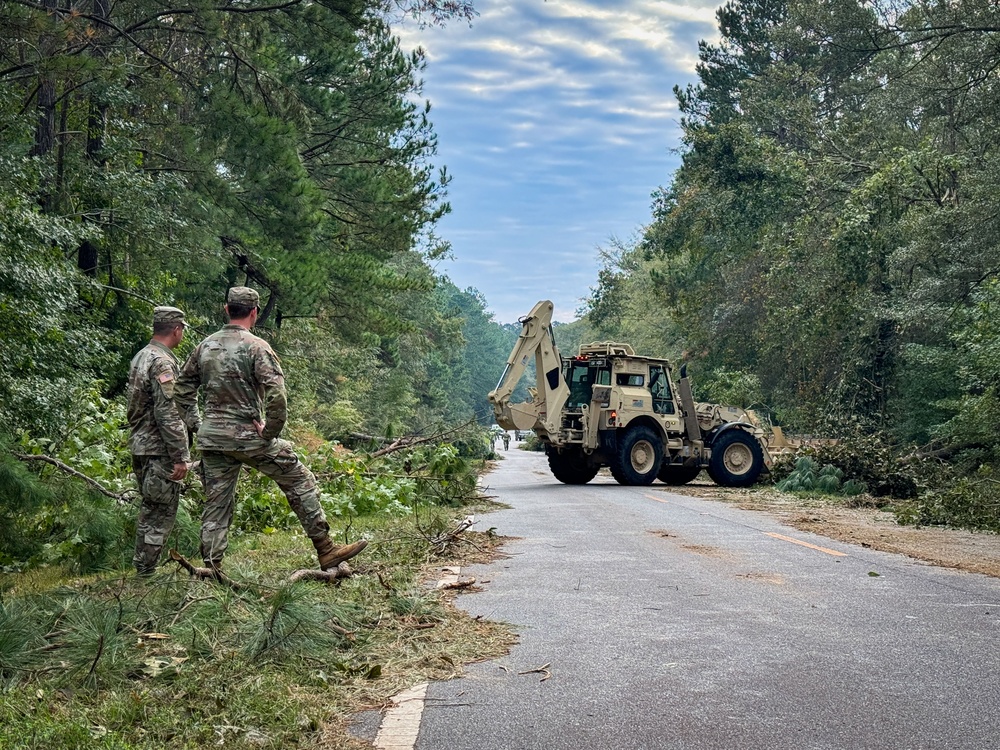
[175, 287, 366, 572]
[127, 306, 191, 575]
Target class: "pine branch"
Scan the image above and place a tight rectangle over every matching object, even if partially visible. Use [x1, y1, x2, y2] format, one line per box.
[14, 454, 135, 502]
[367, 418, 477, 458]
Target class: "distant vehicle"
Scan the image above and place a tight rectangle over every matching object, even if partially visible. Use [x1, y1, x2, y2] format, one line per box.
[487, 300, 815, 487]
[514, 430, 531, 440]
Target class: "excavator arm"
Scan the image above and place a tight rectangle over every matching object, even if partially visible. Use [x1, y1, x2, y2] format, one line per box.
[487, 300, 570, 434]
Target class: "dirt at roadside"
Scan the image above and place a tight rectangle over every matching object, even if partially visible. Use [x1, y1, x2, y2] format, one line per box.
[664, 480, 1000, 579]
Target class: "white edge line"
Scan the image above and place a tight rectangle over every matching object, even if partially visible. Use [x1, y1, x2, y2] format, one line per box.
[374, 682, 429, 750]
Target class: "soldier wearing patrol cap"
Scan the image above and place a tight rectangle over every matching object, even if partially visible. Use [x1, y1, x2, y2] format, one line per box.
[176, 287, 366, 573]
[127, 305, 192, 575]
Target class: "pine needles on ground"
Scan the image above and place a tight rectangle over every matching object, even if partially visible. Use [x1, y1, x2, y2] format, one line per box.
[0, 509, 515, 749]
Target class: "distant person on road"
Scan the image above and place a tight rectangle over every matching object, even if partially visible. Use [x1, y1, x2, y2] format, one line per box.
[126, 306, 191, 576]
[175, 286, 366, 573]
[502, 432, 510, 450]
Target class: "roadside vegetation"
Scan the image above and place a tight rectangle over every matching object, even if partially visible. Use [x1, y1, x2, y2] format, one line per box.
[0, 509, 514, 750]
[1, 416, 514, 750]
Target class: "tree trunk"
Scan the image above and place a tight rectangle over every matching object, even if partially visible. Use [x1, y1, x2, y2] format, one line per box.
[29, 0, 59, 163]
[79, 0, 112, 277]
[85, 0, 111, 164]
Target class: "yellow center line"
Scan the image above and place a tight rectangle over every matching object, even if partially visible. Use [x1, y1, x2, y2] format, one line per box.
[644, 494, 669, 504]
[764, 532, 847, 557]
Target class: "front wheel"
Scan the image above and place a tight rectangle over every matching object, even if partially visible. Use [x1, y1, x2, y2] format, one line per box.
[547, 448, 599, 485]
[708, 429, 764, 487]
[610, 425, 663, 486]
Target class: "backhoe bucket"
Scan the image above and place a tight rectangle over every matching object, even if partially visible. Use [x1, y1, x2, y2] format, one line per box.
[496, 400, 538, 431]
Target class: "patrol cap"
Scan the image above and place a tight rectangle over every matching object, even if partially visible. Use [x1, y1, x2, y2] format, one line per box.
[227, 286, 260, 307]
[153, 306, 187, 327]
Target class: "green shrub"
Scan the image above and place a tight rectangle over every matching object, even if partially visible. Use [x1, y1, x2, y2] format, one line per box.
[795, 432, 923, 498]
[841, 479, 866, 496]
[0, 447, 52, 565]
[0, 442, 136, 573]
[894, 464, 1000, 532]
[34, 490, 131, 573]
[520, 433, 544, 452]
[775, 455, 868, 498]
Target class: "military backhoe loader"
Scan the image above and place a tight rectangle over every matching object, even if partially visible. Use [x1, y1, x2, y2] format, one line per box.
[487, 300, 780, 488]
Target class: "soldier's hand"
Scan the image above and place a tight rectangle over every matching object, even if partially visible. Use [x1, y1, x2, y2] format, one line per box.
[254, 420, 265, 438]
[170, 462, 189, 481]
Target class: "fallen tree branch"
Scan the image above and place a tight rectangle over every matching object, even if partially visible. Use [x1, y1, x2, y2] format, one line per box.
[438, 577, 476, 590]
[168, 550, 354, 590]
[428, 516, 475, 549]
[327, 622, 355, 638]
[518, 662, 552, 682]
[350, 418, 477, 459]
[288, 563, 353, 584]
[15, 453, 136, 502]
[168, 550, 247, 591]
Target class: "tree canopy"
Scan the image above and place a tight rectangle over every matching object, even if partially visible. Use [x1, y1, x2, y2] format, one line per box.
[0, 0, 509, 441]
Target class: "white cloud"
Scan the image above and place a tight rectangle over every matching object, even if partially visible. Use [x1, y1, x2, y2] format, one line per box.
[394, 1, 719, 322]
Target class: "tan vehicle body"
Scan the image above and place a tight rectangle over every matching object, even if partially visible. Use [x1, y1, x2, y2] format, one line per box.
[488, 300, 779, 487]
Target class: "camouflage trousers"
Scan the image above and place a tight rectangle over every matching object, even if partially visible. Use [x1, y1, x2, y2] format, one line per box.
[200, 439, 329, 566]
[132, 455, 182, 575]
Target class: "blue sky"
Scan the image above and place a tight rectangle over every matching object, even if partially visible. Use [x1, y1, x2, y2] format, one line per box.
[397, 1, 721, 323]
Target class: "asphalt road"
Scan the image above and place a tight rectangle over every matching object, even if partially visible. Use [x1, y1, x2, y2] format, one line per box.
[414, 442, 1000, 750]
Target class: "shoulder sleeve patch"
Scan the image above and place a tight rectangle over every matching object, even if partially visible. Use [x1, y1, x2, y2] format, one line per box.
[158, 371, 175, 384]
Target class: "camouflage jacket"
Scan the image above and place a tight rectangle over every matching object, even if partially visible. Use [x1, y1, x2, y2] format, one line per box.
[126, 341, 190, 462]
[175, 325, 287, 451]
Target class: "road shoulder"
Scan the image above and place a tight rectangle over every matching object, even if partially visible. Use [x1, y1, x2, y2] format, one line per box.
[662, 480, 1000, 578]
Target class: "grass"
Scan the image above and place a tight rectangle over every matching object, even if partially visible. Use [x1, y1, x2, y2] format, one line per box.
[0, 505, 516, 750]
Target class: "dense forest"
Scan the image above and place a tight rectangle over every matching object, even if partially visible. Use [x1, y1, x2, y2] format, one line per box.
[0, 0, 517, 442]
[0, 0, 532, 572]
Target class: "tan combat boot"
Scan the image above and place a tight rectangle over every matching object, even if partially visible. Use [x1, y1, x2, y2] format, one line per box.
[313, 536, 367, 570]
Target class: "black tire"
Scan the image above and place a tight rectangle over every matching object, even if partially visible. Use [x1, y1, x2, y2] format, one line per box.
[609, 425, 663, 486]
[708, 429, 764, 487]
[658, 463, 702, 485]
[547, 448, 599, 485]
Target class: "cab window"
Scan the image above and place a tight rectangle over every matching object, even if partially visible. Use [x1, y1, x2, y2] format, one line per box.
[567, 363, 611, 406]
[648, 366, 675, 415]
[616, 373, 644, 386]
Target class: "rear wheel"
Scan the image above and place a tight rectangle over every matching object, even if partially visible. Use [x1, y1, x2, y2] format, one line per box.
[658, 463, 701, 485]
[610, 425, 663, 486]
[708, 429, 764, 487]
[547, 448, 599, 485]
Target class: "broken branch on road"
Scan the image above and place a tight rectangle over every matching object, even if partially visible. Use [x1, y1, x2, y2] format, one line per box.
[518, 662, 552, 682]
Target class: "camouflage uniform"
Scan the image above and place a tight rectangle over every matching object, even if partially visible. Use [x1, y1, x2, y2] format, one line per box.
[127, 306, 190, 575]
[175, 287, 345, 569]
